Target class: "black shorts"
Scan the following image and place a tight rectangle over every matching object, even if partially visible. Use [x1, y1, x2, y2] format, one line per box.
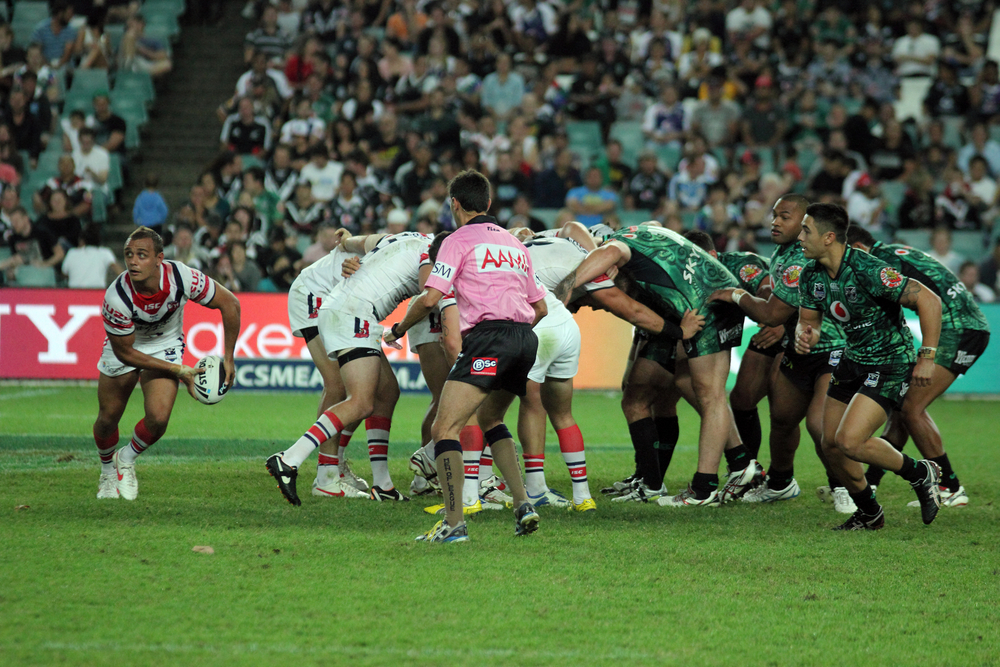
[937, 329, 990, 376]
[448, 321, 538, 397]
[827, 357, 913, 415]
[780, 347, 843, 393]
[746, 332, 787, 358]
[634, 330, 677, 374]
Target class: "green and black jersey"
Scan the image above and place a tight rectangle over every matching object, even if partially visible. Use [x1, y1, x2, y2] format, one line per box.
[869, 243, 989, 333]
[799, 247, 916, 366]
[718, 251, 769, 294]
[769, 241, 846, 355]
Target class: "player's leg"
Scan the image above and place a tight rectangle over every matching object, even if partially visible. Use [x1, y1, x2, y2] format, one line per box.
[431, 380, 491, 529]
[650, 384, 682, 487]
[518, 380, 552, 499]
[541, 377, 594, 510]
[416, 340, 449, 449]
[729, 349, 774, 460]
[94, 371, 139, 498]
[763, 369, 809, 492]
[819, 396, 882, 528]
[114, 369, 180, 500]
[619, 355, 671, 499]
[366, 353, 406, 500]
[476, 388, 529, 509]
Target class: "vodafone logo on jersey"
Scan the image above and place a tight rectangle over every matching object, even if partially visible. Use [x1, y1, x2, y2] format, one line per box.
[830, 301, 851, 322]
[475, 244, 529, 275]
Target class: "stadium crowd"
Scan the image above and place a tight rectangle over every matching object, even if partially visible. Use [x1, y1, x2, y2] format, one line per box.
[6, 0, 1000, 300]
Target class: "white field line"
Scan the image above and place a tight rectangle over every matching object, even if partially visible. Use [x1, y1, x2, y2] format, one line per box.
[0, 388, 61, 401]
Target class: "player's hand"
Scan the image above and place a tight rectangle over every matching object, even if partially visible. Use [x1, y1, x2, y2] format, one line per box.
[751, 325, 784, 349]
[680, 309, 705, 340]
[332, 228, 351, 247]
[382, 326, 403, 350]
[172, 364, 205, 399]
[708, 288, 734, 303]
[222, 356, 236, 389]
[341, 256, 361, 277]
[912, 358, 935, 388]
[794, 325, 814, 355]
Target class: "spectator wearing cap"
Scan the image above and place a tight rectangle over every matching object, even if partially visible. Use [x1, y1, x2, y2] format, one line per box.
[566, 167, 619, 227]
[481, 53, 526, 121]
[892, 19, 940, 79]
[298, 145, 343, 203]
[846, 173, 885, 233]
[87, 93, 127, 156]
[30, 1, 77, 69]
[626, 152, 668, 211]
[221, 97, 272, 155]
[689, 74, 741, 150]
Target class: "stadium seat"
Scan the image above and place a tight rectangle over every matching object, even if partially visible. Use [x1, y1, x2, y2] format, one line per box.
[14, 265, 57, 287]
[142, 0, 186, 18]
[0, 246, 11, 262]
[62, 91, 93, 115]
[681, 211, 698, 229]
[14, 2, 50, 23]
[113, 71, 155, 105]
[609, 121, 644, 167]
[941, 116, 965, 150]
[619, 210, 654, 226]
[68, 69, 110, 99]
[654, 144, 683, 173]
[111, 96, 150, 127]
[91, 189, 108, 223]
[895, 229, 932, 250]
[880, 181, 908, 229]
[124, 120, 141, 151]
[12, 20, 35, 48]
[565, 121, 603, 155]
[531, 208, 561, 229]
[295, 234, 311, 254]
[951, 230, 986, 262]
[256, 277, 279, 292]
[107, 153, 124, 192]
[144, 11, 181, 40]
[796, 146, 820, 175]
[105, 23, 126, 54]
[34, 152, 61, 179]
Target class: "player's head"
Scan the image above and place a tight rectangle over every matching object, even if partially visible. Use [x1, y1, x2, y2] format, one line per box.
[799, 203, 848, 259]
[428, 231, 452, 264]
[682, 229, 717, 257]
[448, 170, 491, 221]
[845, 224, 876, 251]
[124, 226, 164, 281]
[770, 193, 809, 244]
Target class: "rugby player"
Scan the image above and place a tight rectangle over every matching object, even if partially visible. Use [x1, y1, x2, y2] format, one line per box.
[710, 196, 852, 509]
[385, 170, 547, 542]
[286, 226, 370, 498]
[795, 203, 943, 530]
[847, 226, 989, 508]
[570, 225, 757, 507]
[94, 227, 241, 500]
[266, 231, 435, 505]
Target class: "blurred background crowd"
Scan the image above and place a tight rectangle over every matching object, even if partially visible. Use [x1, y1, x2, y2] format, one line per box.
[4, 0, 1000, 303]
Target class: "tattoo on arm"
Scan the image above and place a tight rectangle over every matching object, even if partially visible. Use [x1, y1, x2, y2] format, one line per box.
[554, 270, 576, 302]
[899, 280, 921, 308]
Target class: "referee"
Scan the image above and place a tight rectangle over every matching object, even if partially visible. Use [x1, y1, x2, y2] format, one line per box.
[384, 170, 548, 542]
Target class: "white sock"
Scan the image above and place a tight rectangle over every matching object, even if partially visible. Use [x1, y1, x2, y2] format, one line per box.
[365, 416, 392, 490]
[463, 448, 482, 506]
[479, 445, 494, 485]
[284, 412, 342, 468]
[523, 453, 547, 496]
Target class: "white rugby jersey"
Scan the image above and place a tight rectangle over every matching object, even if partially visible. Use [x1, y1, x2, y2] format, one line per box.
[322, 232, 431, 321]
[522, 236, 614, 301]
[293, 246, 359, 298]
[102, 260, 216, 346]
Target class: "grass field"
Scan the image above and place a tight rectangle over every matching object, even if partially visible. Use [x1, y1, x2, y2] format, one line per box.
[1, 384, 998, 666]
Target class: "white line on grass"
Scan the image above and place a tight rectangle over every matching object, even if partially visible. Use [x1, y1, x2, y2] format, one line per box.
[0, 388, 61, 401]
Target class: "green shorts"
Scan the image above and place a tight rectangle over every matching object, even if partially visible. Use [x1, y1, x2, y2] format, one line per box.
[827, 358, 913, 415]
[936, 328, 990, 376]
[635, 330, 677, 374]
[682, 302, 744, 358]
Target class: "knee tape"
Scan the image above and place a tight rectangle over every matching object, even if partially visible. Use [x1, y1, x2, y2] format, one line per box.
[484, 424, 512, 445]
[434, 438, 461, 458]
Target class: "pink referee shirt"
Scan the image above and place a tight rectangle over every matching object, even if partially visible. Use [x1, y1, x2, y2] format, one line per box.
[425, 216, 546, 334]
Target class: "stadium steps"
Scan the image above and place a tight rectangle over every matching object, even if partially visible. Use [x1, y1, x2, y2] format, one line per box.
[106, 6, 250, 245]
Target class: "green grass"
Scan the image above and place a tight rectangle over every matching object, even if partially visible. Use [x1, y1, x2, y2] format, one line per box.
[1, 385, 998, 666]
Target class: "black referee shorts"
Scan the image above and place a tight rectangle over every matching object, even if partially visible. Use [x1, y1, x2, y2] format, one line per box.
[448, 321, 538, 397]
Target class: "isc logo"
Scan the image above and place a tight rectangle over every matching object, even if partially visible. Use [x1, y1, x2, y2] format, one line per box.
[470, 357, 498, 376]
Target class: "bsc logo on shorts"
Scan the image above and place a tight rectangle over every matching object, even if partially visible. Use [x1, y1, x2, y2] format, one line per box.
[470, 357, 498, 376]
[354, 318, 370, 338]
[864, 372, 880, 388]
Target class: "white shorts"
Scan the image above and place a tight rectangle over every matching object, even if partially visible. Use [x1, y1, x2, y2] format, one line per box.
[527, 318, 581, 383]
[318, 308, 385, 359]
[288, 284, 322, 338]
[407, 307, 442, 353]
[97, 337, 184, 377]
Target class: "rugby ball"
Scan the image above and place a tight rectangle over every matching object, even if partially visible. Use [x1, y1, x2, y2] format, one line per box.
[192, 355, 230, 405]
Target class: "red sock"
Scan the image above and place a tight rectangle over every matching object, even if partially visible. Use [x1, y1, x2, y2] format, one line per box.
[93, 426, 118, 465]
[557, 424, 590, 499]
[129, 419, 157, 456]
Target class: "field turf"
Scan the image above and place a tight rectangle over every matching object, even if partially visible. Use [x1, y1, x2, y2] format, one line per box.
[1, 385, 998, 666]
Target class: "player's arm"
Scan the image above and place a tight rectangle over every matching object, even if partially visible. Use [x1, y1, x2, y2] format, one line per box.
[579, 287, 703, 339]
[341, 233, 386, 255]
[898, 278, 942, 387]
[439, 303, 461, 367]
[108, 332, 204, 397]
[384, 286, 445, 348]
[710, 287, 795, 327]
[530, 295, 547, 327]
[567, 241, 631, 299]
[557, 221, 597, 251]
[793, 307, 823, 355]
[203, 284, 242, 387]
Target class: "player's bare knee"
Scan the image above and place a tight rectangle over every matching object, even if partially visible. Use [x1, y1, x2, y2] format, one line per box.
[144, 416, 169, 439]
[833, 430, 862, 458]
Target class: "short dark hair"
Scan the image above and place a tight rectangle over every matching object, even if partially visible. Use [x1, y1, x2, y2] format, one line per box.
[428, 231, 452, 264]
[682, 229, 714, 252]
[777, 193, 810, 213]
[81, 223, 102, 247]
[79, 127, 97, 139]
[145, 172, 159, 188]
[127, 226, 164, 254]
[448, 170, 490, 213]
[244, 166, 265, 183]
[805, 203, 849, 243]
[845, 224, 876, 248]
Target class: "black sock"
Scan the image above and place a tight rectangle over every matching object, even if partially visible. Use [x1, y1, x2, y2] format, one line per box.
[864, 466, 886, 487]
[732, 408, 762, 459]
[724, 444, 750, 471]
[930, 454, 958, 491]
[895, 454, 925, 485]
[653, 416, 679, 484]
[691, 472, 719, 499]
[767, 467, 794, 490]
[827, 472, 842, 489]
[849, 485, 881, 515]
[628, 418, 660, 488]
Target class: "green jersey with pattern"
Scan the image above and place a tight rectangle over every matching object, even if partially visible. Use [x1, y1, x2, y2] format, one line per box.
[870, 242, 989, 333]
[719, 251, 769, 294]
[610, 226, 737, 319]
[799, 246, 916, 366]
[769, 241, 846, 354]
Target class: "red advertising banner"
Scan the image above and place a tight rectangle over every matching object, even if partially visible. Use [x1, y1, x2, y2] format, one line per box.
[0, 288, 633, 387]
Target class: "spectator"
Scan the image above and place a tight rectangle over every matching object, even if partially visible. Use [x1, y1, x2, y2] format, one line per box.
[30, 0, 77, 70]
[643, 84, 685, 148]
[869, 120, 916, 182]
[75, 6, 113, 71]
[236, 50, 294, 102]
[508, 194, 547, 233]
[978, 241, 1000, 293]
[725, 0, 772, 50]
[13, 44, 58, 104]
[927, 226, 966, 275]
[924, 61, 971, 119]
[265, 144, 298, 202]
[0, 207, 64, 282]
[382, 208, 410, 235]
[566, 167, 619, 226]
[281, 96, 326, 146]
[565, 54, 616, 134]
[38, 189, 81, 250]
[298, 145, 343, 203]
[239, 166, 282, 232]
[284, 180, 326, 235]
[132, 173, 169, 233]
[34, 154, 92, 218]
[669, 154, 712, 211]
[62, 224, 121, 289]
[678, 28, 723, 96]
[164, 224, 208, 271]
[395, 141, 439, 208]
[957, 123, 1000, 176]
[891, 19, 940, 79]
[533, 148, 581, 209]
[970, 60, 1000, 124]
[690, 74, 741, 150]
[626, 152, 669, 211]
[119, 14, 173, 78]
[328, 171, 369, 233]
[846, 173, 885, 234]
[741, 77, 786, 153]
[87, 93, 127, 156]
[73, 128, 110, 189]
[958, 261, 995, 303]
[244, 4, 291, 66]
[414, 88, 461, 160]
[967, 156, 999, 227]
[301, 223, 342, 266]
[596, 139, 633, 193]
[221, 97, 272, 155]
[481, 53, 526, 121]
[510, 0, 559, 55]
[19, 73, 52, 146]
[61, 109, 86, 154]
[491, 151, 533, 225]
[228, 240, 262, 291]
[4, 88, 43, 163]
